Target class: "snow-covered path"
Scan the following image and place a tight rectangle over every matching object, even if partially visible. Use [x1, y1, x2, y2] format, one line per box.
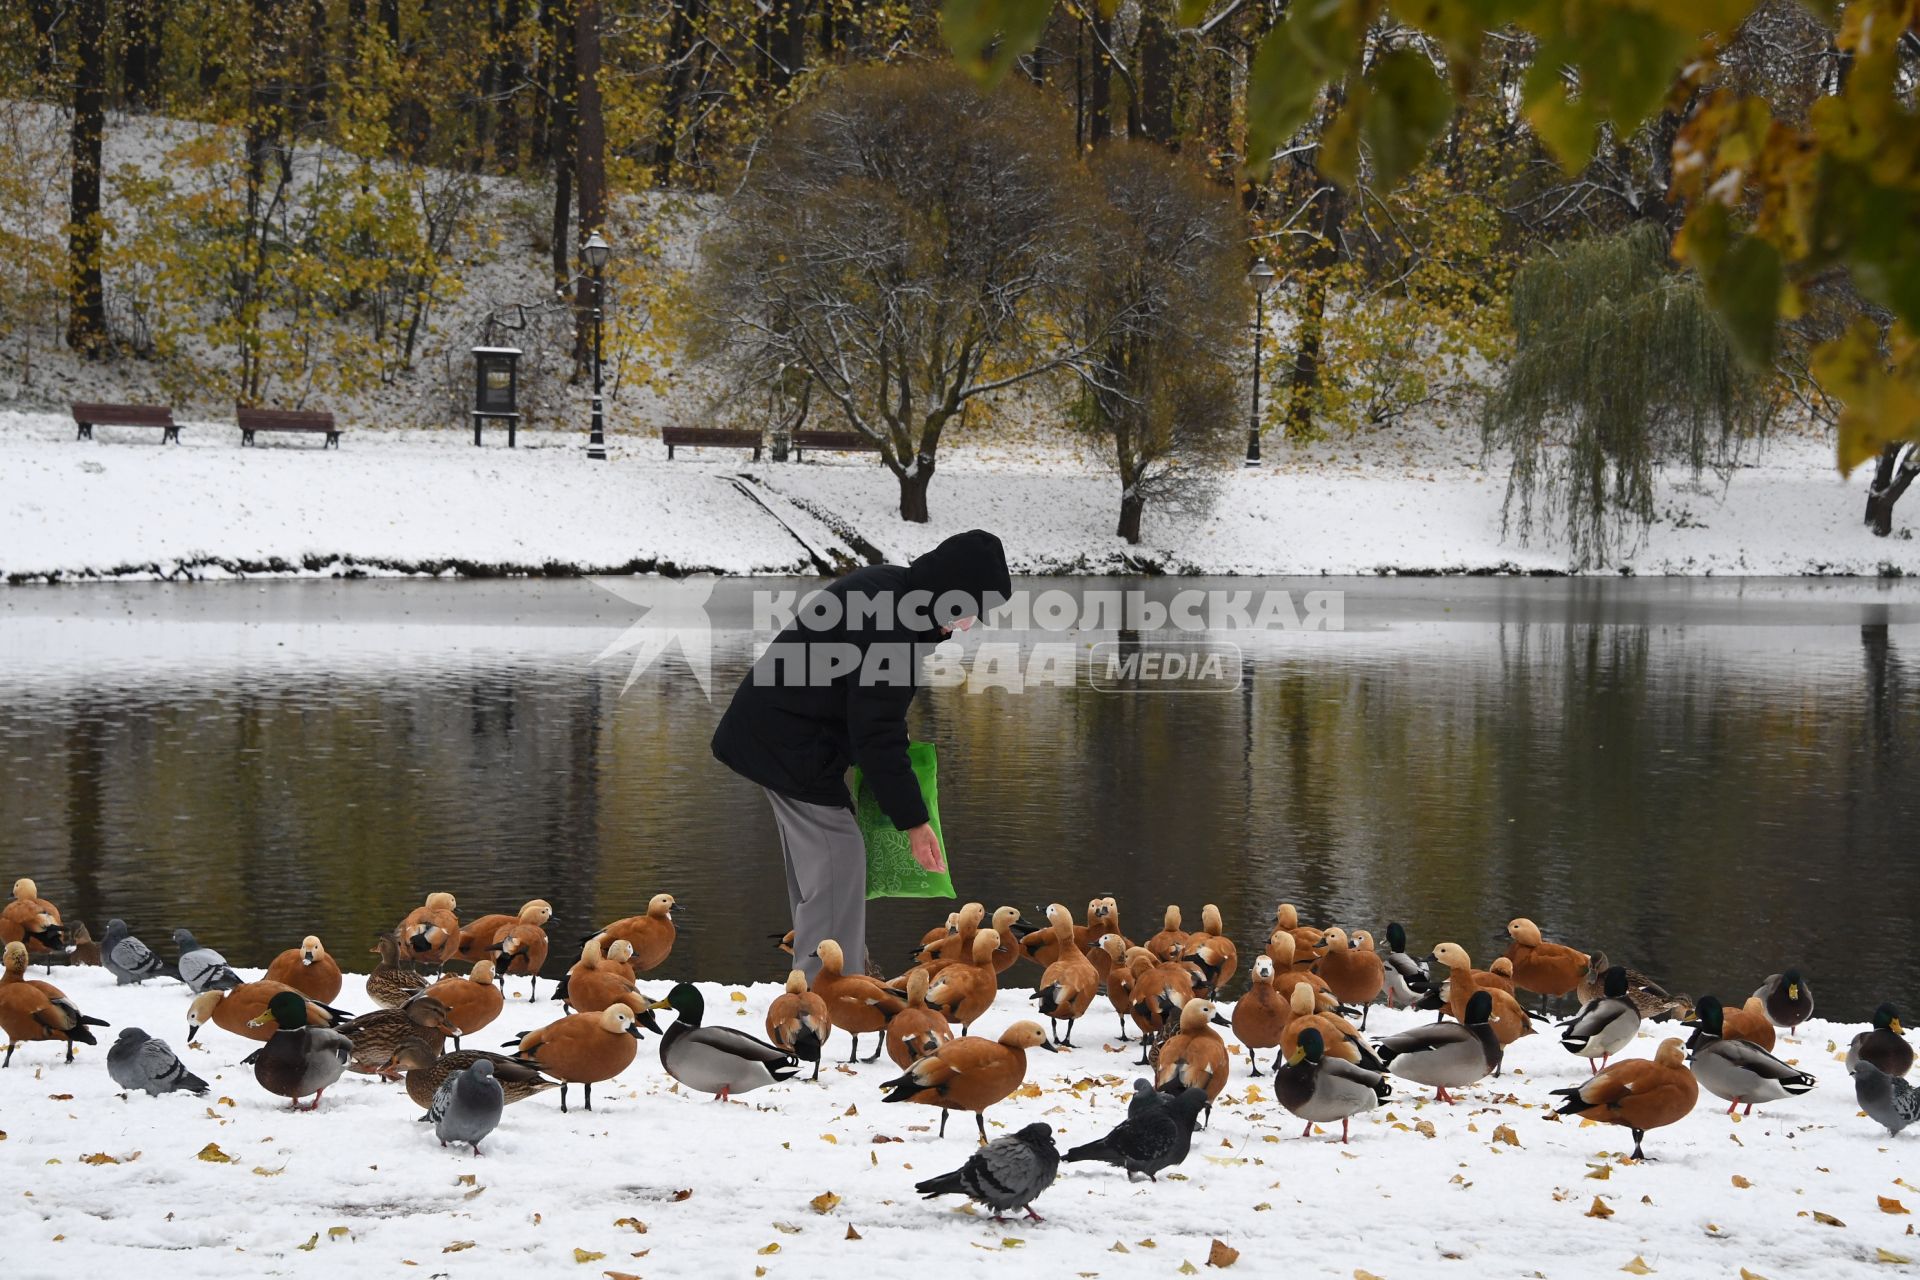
[3, 964, 1911, 1278]
[6, 410, 1918, 581]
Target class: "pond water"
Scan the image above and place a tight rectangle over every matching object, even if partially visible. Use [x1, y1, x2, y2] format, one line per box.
[2, 576, 1915, 1018]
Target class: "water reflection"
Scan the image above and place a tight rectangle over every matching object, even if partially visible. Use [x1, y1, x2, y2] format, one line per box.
[1, 578, 1915, 1017]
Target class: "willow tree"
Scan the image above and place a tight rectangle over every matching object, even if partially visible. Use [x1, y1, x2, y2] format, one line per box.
[1483, 224, 1771, 569]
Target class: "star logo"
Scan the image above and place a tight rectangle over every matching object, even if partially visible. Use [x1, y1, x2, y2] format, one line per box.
[592, 576, 717, 698]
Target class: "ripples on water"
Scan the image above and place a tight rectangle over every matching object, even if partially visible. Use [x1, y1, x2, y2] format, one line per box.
[1, 577, 1915, 1017]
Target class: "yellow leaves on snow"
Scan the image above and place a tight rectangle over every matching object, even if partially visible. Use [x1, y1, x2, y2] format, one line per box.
[1586, 1197, 1615, 1219]
[195, 1142, 231, 1163]
[1207, 1238, 1240, 1267]
[810, 1191, 842, 1214]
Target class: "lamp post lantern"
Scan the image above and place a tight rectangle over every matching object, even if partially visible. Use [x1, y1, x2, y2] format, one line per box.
[1246, 257, 1276, 466]
[583, 230, 612, 461]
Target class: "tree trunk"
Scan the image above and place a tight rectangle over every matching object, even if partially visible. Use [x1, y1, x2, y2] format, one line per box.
[764, 0, 803, 88]
[1284, 183, 1344, 440]
[896, 462, 935, 523]
[1136, 0, 1176, 149]
[549, 0, 576, 292]
[65, 0, 107, 355]
[30, 0, 58, 81]
[1866, 443, 1920, 537]
[570, 0, 605, 364]
[1117, 490, 1145, 543]
[305, 0, 329, 126]
[123, 0, 166, 109]
[1088, 10, 1113, 145]
[655, 0, 705, 185]
[495, 0, 525, 168]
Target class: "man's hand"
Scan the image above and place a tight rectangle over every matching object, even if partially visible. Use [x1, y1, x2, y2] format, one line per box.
[907, 822, 946, 873]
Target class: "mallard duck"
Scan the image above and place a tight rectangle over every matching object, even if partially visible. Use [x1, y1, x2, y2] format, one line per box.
[1064, 1079, 1208, 1181]
[367, 935, 430, 1009]
[1375, 988, 1503, 1103]
[1576, 951, 1690, 1022]
[879, 1020, 1058, 1140]
[1378, 923, 1430, 1008]
[1686, 995, 1816, 1114]
[651, 982, 798, 1101]
[914, 1123, 1059, 1223]
[426, 962, 506, 1048]
[1559, 964, 1640, 1073]
[1275, 1026, 1389, 1142]
[811, 939, 904, 1063]
[488, 901, 553, 997]
[1753, 970, 1814, 1035]
[1277, 981, 1383, 1072]
[1152, 998, 1231, 1127]
[767, 969, 832, 1080]
[265, 936, 343, 1004]
[1317, 927, 1384, 1028]
[340, 995, 458, 1076]
[248, 991, 352, 1110]
[509, 1003, 657, 1112]
[1029, 903, 1098, 1046]
[404, 1047, 560, 1111]
[1500, 917, 1590, 1013]
[926, 930, 1001, 1036]
[457, 899, 553, 965]
[1551, 1038, 1698, 1160]
[588, 893, 677, 973]
[1848, 1003, 1913, 1077]
[0, 879, 64, 955]
[1431, 943, 1536, 1046]
[884, 967, 953, 1069]
[187, 981, 344, 1045]
[0, 940, 105, 1064]
[1141, 906, 1187, 963]
[395, 892, 461, 968]
[1231, 955, 1289, 1076]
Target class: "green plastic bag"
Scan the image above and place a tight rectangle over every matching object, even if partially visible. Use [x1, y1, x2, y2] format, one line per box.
[849, 741, 956, 900]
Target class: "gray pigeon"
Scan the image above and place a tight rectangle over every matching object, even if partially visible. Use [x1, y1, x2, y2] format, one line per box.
[101, 919, 173, 985]
[171, 928, 242, 994]
[914, 1121, 1059, 1222]
[1852, 1059, 1920, 1136]
[1063, 1078, 1209, 1181]
[106, 1027, 209, 1096]
[430, 1058, 505, 1154]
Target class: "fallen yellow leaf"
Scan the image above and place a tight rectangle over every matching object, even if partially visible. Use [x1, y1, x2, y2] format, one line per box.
[613, 1217, 646, 1233]
[731, 991, 747, 1002]
[196, 1143, 232, 1164]
[1587, 1197, 1614, 1219]
[1178, 1264, 1199, 1276]
[811, 1191, 842, 1214]
[573, 1248, 606, 1263]
[1812, 1211, 1846, 1227]
[1880, 1197, 1910, 1215]
[758, 1243, 781, 1255]
[1208, 1238, 1240, 1268]
[1732, 1175, 1752, 1189]
[80, 1153, 119, 1165]
[327, 1227, 349, 1241]
[1877, 1248, 1913, 1264]
[845, 1225, 862, 1240]
[1355, 1272, 1385, 1280]
[1001, 1237, 1025, 1248]
[443, 1242, 475, 1253]
[1492, 1125, 1520, 1147]
[773, 1222, 802, 1235]
[1621, 1257, 1655, 1274]
[296, 1234, 318, 1252]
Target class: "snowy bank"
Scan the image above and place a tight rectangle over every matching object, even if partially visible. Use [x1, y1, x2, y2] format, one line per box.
[4, 409, 1918, 581]
[3, 964, 1914, 1278]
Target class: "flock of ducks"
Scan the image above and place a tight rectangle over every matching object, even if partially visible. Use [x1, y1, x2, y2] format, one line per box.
[2, 877, 1916, 1221]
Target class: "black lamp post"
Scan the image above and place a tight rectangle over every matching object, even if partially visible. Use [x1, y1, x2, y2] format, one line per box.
[583, 229, 611, 461]
[1246, 257, 1276, 466]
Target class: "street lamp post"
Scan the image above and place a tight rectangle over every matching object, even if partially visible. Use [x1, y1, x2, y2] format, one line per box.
[583, 230, 612, 461]
[1246, 257, 1276, 466]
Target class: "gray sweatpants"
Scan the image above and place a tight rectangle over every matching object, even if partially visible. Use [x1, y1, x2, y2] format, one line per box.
[765, 788, 867, 983]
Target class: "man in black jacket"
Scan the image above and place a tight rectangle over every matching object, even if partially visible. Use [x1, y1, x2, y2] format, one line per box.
[712, 529, 1012, 980]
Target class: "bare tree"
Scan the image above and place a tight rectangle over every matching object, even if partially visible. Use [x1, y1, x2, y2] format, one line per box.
[694, 64, 1104, 522]
[1074, 142, 1247, 542]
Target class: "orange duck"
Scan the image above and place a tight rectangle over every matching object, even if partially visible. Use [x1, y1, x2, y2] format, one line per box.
[926, 930, 1002, 1035]
[879, 1021, 1057, 1140]
[489, 901, 552, 997]
[1182, 904, 1238, 994]
[812, 939, 905, 1063]
[1029, 904, 1099, 1046]
[0, 941, 104, 1063]
[589, 893, 677, 973]
[1153, 998, 1231, 1125]
[1126, 948, 1197, 1060]
[885, 966, 955, 1069]
[1232, 955, 1290, 1075]
[0, 879, 65, 955]
[1265, 932, 1334, 1003]
[1316, 927, 1384, 1028]
[1433, 943, 1536, 1047]
[1098, 934, 1137, 1042]
[509, 1003, 654, 1112]
[1501, 918, 1590, 1013]
[767, 969, 833, 1080]
[265, 935, 343, 1004]
[426, 960, 506, 1047]
[1550, 1038, 1698, 1160]
[1142, 906, 1188, 963]
[457, 899, 553, 965]
[1274, 903, 1324, 963]
[187, 981, 341, 1045]
[396, 892, 461, 968]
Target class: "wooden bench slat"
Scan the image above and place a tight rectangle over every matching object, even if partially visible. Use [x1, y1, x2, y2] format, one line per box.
[661, 426, 762, 460]
[790, 430, 883, 460]
[236, 404, 342, 448]
[71, 401, 178, 443]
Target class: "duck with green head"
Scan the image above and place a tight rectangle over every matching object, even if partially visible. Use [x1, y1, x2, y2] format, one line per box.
[652, 982, 799, 1102]
[248, 990, 352, 1111]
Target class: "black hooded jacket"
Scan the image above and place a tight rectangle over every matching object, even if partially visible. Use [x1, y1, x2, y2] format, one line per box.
[711, 529, 1012, 829]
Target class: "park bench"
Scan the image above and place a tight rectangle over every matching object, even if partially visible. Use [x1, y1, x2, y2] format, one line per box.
[791, 430, 883, 461]
[662, 426, 762, 461]
[71, 401, 178, 444]
[237, 405, 342, 448]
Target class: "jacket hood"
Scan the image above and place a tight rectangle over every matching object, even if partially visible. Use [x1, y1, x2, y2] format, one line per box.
[905, 530, 1012, 625]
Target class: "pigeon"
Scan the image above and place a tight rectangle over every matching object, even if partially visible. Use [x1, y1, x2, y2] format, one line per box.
[106, 1027, 209, 1096]
[171, 929, 243, 994]
[1063, 1078, 1209, 1181]
[101, 919, 174, 985]
[1851, 1060, 1920, 1136]
[430, 1058, 505, 1154]
[914, 1121, 1059, 1222]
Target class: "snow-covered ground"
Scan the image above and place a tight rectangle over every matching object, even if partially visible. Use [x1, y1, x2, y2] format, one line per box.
[4, 409, 1916, 581]
[3, 962, 1910, 1278]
